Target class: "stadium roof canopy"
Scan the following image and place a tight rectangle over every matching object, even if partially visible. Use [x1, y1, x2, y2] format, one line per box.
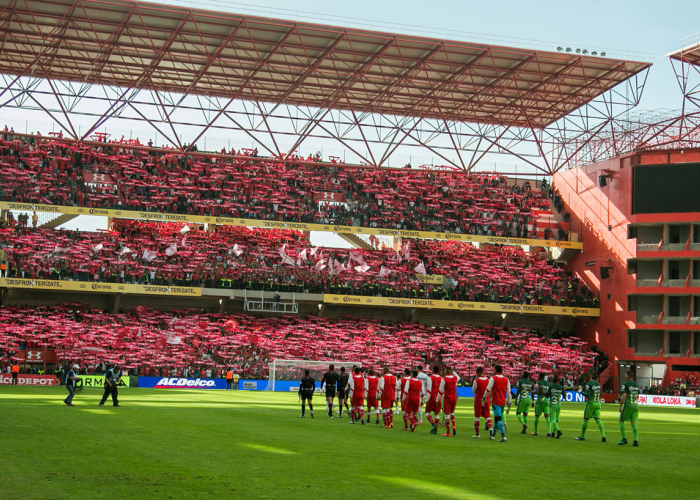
[0, 0, 650, 129]
[668, 42, 700, 67]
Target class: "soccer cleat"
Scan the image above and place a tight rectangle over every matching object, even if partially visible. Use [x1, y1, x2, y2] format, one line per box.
[348, 420, 355, 424]
[402, 427, 409, 431]
[67, 404, 75, 407]
[521, 425, 527, 434]
[489, 434, 495, 440]
[410, 424, 416, 432]
[311, 411, 314, 418]
[531, 432, 538, 436]
[556, 431, 562, 439]
[452, 427, 457, 436]
[632, 441, 639, 447]
[472, 434, 480, 438]
[361, 419, 364, 425]
[300, 415, 305, 418]
[376, 418, 380, 424]
[602, 437, 607, 443]
[430, 424, 437, 434]
[618, 438, 628, 445]
[98, 403, 104, 407]
[499, 437, 507, 442]
[546, 433, 552, 437]
[575, 437, 585, 441]
[327, 415, 333, 418]
[443, 433, 452, 437]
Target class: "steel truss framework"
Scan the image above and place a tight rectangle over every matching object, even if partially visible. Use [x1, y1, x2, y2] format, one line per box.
[0, 0, 652, 174]
[566, 39, 700, 166]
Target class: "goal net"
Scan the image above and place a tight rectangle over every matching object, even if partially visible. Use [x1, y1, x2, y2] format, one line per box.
[266, 359, 362, 392]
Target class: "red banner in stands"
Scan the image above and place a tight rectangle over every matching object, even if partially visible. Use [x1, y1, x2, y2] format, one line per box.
[16, 350, 56, 364]
[0, 374, 59, 386]
[315, 192, 347, 203]
[84, 172, 115, 184]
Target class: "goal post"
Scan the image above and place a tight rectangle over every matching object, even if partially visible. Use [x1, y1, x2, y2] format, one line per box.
[266, 359, 362, 392]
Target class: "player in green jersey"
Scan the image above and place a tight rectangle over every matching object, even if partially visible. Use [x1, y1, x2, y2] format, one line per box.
[548, 375, 565, 439]
[575, 372, 606, 442]
[513, 371, 534, 434]
[532, 373, 551, 436]
[618, 370, 640, 446]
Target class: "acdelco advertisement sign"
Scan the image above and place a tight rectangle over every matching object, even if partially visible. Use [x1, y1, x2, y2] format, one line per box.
[0, 374, 58, 386]
[139, 377, 227, 390]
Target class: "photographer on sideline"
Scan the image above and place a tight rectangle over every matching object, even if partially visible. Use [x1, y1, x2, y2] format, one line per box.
[99, 364, 122, 407]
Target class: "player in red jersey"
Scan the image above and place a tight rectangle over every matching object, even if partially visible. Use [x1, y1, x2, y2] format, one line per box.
[365, 369, 380, 424]
[484, 364, 511, 442]
[425, 366, 443, 434]
[401, 369, 426, 432]
[399, 368, 412, 430]
[346, 367, 366, 425]
[377, 367, 397, 428]
[438, 367, 460, 437]
[472, 366, 493, 438]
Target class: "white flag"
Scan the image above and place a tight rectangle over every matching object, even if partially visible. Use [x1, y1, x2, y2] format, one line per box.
[282, 255, 296, 267]
[165, 244, 177, 256]
[310, 247, 319, 256]
[181, 236, 187, 247]
[180, 225, 191, 234]
[299, 249, 308, 262]
[414, 261, 427, 276]
[379, 266, 392, 277]
[232, 244, 243, 257]
[166, 331, 181, 345]
[142, 249, 157, 262]
[93, 243, 103, 252]
[119, 246, 132, 256]
[314, 259, 326, 272]
[403, 241, 411, 260]
[354, 265, 370, 274]
[395, 249, 402, 263]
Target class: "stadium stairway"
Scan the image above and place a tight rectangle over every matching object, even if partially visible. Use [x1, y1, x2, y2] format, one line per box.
[40, 213, 78, 229]
[337, 232, 375, 250]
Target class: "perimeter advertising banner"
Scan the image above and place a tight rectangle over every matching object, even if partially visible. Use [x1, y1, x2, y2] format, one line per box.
[0, 278, 201, 297]
[0, 202, 583, 250]
[0, 374, 58, 386]
[139, 376, 227, 390]
[323, 294, 600, 317]
[637, 395, 696, 408]
[78, 375, 131, 388]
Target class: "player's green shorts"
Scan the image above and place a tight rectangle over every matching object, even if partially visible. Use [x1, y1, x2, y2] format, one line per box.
[535, 399, 550, 416]
[549, 405, 561, 423]
[583, 402, 601, 419]
[516, 398, 532, 414]
[620, 405, 638, 423]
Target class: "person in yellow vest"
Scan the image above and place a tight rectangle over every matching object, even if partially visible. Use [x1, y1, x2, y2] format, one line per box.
[225, 369, 233, 390]
[32, 211, 38, 228]
[233, 371, 240, 390]
[11, 363, 20, 385]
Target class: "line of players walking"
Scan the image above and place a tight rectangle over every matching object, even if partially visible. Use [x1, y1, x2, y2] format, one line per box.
[299, 364, 641, 446]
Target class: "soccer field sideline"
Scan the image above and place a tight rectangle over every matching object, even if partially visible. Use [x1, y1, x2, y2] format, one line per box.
[2, 387, 699, 500]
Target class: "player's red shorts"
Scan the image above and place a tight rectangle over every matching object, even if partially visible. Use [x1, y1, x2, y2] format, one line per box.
[425, 398, 441, 414]
[443, 398, 457, 414]
[351, 396, 364, 407]
[367, 396, 378, 408]
[381, 397, 394, 409]
[474, 401, 490, 419]
[404, 398, 420, 413]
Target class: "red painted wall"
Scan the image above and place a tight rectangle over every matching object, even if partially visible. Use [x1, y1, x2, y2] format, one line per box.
[554, 150, 700, 386]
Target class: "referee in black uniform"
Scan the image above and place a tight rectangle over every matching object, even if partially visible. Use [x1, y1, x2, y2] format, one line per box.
[320, 364, 340, 418]
[299, 369, 315, 418]
[337, 366, 350, 418]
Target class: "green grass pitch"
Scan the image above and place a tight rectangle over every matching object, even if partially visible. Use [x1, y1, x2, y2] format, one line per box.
[1, 386, 698, 500]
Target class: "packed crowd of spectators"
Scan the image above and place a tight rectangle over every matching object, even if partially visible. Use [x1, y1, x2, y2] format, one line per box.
[0, 222, 597, 306]
[0, 134, 565, 239]
[0, 304, 596, 381]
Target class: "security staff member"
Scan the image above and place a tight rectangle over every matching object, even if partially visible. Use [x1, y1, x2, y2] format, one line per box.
[299, 369, 315, 418]
[99, 364, 122, 407]
[226, 369, 233, 390]
[64, 364, 80, 406]
[320, 364, 340, 418]
[11, 363, 19, 385]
